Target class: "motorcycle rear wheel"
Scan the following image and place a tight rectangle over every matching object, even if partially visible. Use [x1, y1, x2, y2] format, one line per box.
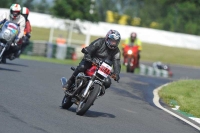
[61, 95, 73, 109]
[76, 83, 100, 116]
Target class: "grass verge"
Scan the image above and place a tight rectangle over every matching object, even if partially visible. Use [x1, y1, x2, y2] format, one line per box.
[20, 55, 81, 65]
[20, 55, 137, 73]
[159, 80, 200, 117]
[141, 43, 200, 67]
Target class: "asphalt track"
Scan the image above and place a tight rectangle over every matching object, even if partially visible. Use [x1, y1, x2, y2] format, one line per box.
[0, 59, 199, 133]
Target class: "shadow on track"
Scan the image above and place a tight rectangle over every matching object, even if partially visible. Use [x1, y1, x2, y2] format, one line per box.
[84, 110, 115, 118]
[0, 67, 21, 72]
[62, 107, 115, 118]
[4, 62, 28, 67]
[110, 87, 143, 101]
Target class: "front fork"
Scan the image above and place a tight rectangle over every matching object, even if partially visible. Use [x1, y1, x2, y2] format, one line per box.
[0, 47, 6, 58]
[0, 43, 9, 59]
[82, 79, 93, 98]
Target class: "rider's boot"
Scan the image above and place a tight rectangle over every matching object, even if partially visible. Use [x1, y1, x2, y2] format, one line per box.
[63, 75, 76, 91]
[63, 64, 83, 92]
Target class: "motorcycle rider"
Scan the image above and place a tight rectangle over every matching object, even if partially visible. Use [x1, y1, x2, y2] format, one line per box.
[63, 29, 121, 91]
[16, 7, 32, 57]
[0, 4, 26, 63]
[122, 32, 142, 67]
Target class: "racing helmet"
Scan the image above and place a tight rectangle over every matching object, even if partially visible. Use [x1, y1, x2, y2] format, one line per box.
[130, 32, 137, 41]
[21, 7, 30, 19]
[105, 30, 121, 49]
[10, 4, 21, 20]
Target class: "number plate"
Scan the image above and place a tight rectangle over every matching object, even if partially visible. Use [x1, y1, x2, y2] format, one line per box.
[97, 62, 112, 77]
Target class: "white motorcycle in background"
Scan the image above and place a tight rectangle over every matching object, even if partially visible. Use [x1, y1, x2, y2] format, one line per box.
[0, 20, 20, 63]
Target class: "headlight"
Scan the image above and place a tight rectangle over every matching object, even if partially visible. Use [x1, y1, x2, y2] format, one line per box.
[3, 29, 12, 41]
[127, 50, 133, 55]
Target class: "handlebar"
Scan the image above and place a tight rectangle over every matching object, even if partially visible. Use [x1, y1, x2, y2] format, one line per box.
[84, 57, 99, 66]
[84, 57, 119, 82]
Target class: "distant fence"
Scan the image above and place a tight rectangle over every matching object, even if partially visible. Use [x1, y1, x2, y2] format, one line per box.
[23, 40, 83, 60]
[24, 41, 172, 78]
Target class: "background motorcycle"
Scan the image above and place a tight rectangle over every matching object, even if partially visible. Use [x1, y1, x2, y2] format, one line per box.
[0, 20, 20, 63]
[152, 61, 173, 77]
[123, 45, 139, 73]
[60, 55, 117, 116]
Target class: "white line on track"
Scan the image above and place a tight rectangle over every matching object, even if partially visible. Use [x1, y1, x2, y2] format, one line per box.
[153, 84, 200, 131]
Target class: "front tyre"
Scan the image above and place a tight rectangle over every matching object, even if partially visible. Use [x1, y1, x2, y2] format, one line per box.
[61, 95, 73, 109]
[0, 45, 3, 58]
[126, 58, 134, 73]
[76, 83, 101, 116]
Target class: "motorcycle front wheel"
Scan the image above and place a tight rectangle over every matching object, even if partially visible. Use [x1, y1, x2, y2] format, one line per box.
[0, 45, 3, 58]
[61, 95, 73, 109]
[76, 83, 100, 116]
[126, 58, 135, 73]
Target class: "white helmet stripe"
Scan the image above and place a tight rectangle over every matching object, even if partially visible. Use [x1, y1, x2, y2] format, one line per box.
[22, 7, 26, 14]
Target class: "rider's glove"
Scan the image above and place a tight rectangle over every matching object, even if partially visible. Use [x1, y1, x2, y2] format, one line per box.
[84, 54, 92, 61]
[114, 74, 120, 82]
[92, 58, 100, 64]
[0, 19, 7, 25]
[26, 33, 31, 39]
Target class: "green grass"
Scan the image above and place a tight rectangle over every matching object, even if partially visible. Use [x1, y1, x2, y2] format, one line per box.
[141, 43, 200, 67]
[20, 55, 81, 65]
[20, 55, 136, 73]
[31, 27, 50, 41]
[159, 80, 200, 117]
[31, 27, 102, 44]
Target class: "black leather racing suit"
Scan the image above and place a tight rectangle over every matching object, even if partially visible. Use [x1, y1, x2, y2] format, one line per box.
[68, 38, 121, 88]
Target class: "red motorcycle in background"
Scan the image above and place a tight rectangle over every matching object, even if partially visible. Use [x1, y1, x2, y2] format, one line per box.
[123, 45, 139, 73]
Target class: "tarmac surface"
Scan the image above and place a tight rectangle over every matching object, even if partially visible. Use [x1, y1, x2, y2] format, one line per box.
[0, 59, 199, 133]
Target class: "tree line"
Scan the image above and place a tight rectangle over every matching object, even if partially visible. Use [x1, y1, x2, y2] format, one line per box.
[1, 0, 199, 35]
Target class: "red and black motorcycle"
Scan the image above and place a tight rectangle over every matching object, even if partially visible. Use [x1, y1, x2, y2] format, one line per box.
[60, 57, 117, 116]
[123, 45, 139, 73]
